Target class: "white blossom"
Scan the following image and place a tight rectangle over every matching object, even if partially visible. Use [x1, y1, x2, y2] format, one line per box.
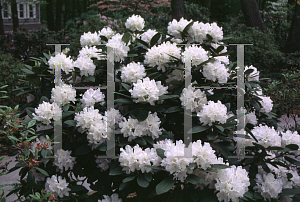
[140, 29, 161, 47]
[81, 88, 105, 107]
[33, 101, 62, 125]
[98, 27, 115, 40]
[182, 45, 209, 67]
[129, 77, 168, 106]
[180, 84, 207, 112]
[54, 149, 76, 172]
[197, 100, 229, 126]
[202, 61, 230, 84]
[80, 31, 101, 47]
[74, 56, 96, 76]
[51, 83, 76, 106]
[106, 33, 130, 62]
[167, 17, 192, 39]
[48, 53, 74, 74]
[125, 14, 145, 31]
[250, 124, 281, 148]
[78, 46, 104, 60]
[144, 41, 181, 72]
[45, 175, 71, 198]
[120, 62, 146, 84]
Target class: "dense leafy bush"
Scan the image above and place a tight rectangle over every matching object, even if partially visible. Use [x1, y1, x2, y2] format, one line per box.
[0, 52, 27, 107]
[2, 14, 300, 202]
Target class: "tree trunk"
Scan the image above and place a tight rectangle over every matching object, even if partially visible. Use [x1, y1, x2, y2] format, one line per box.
[171, 0, 184, 21]
[11, 0, 19, 32]
[55, 0, 62, 31]
[284, 1, 300, 53]
[72, 0, 75, 19]
[46, 0, 54, 31]
[0, 2, 5, 35]
[240, 0, 265, 30]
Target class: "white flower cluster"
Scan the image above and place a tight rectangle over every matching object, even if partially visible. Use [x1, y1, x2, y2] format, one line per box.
[250, 124, 281, 148]
[167, 17, 192, 39]
[188, 21, 223, 43]
[33, 101, 62, 125]
[75, 107, 123, 146]
[106, 33, 130, 62]
[245, 65, 260, 81]
[129, 77, 168, 106]
[78, 46, 103, 60]
[119, 111, 162, 141]
[197, 100, 229, 126]
[98, 193, 122, 202]
[154, 139, 194, 182]
[144, 41, 181, 72]
[180, 84, 207, 112]
[246, 111, 258, 125]
[48, 53, 74, 74]
[201, 61, 230, 84]
[45, 175, 71, 198]
[281, 130, 300, 148]
[125, 14, 145, 31]
[80, 31, 101, 47]
[191, 140, 224, 170]
[54, 149, 76, 172]
[215, 166, 250, 202]
[120, 62, 146, 84]
[81, 88, 105, 108]
[95, 157, 111, 171]
[74, 56, 96, 76]
[258, 96, 273, 113]
[182, 45, 209, 67]
[141, 29, 161, 46]
[51, 83, 76, 106]
[98, 27, 115, 40]
[119, 144, 161, 174]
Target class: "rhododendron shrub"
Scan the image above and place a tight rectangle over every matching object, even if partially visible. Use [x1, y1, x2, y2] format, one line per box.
[9, 15, 300, 202]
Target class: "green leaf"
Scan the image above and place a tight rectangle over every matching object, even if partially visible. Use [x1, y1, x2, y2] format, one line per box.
[165, 106, 182, 113]
[158, 94, 179, 100]
[148, 105, 165, 112]
[25, 107, 35, 118]
[0, 156, 5, 162]
[121, 83, 131, 92]
[74, 145, 92, 155]
[137, 109, 149, 122]
[122, 175, 136, 183]
[114, 98, 134, 104]
[144, 136, 154, 145]
[144, 165, 163, 170]
[137, 175, 149, 188]
[250, 99, 261, 112]
[182, 21, 194, 35]
[69, 184, 86, 192]
[27, 120, 36, 128]
[21, 68, 34, 74]
[62, 111, 74, 119]
[206, 34, 213, 41]
[215, 125, 224, 132]
[210, 164, 230, 169]
[136, 38, 149, 48]
[281, 188, 300, 196]
[133, 137, 147, 146]
[185, 174, 205, 185]
[144, 172, 152, 182]
[284, 156, 300, 166]
[24, 149, 30, 156]
[64, 120, 76, 127]
[41, 149, 52, 158]
[121, 32, 130, 45]
[35, 167, 49, 177]
[39, 96, 49, 104]
[85, 76, 95, 82]
[109, 166, 123, 176]
[150, 33, 161, 47]
[156, 148, 166, 158]
[156, 176, 176, 195]
[97, 142, 107, 151]
[188, 126, 209, 134]
[284, 144, 299, 151]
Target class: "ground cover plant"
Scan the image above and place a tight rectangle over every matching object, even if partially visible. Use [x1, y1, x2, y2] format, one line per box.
[1, 14, 300, 202]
